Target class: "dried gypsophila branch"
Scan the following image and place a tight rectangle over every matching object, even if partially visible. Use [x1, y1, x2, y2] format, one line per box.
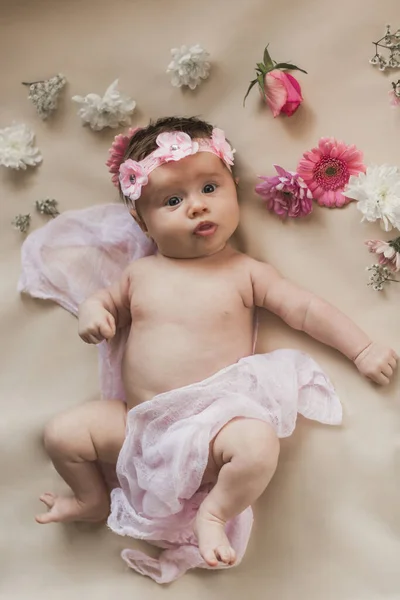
[12, 214, 31, 233]
[22, 74, 67, 120]
[35, 198, 59, 217]
[369, 24, 400, 71]
[366, 264, 399, 291]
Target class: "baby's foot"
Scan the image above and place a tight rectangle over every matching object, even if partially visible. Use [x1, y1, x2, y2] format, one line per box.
[35, 492, 109, 524]
[194, 508, 236, 567]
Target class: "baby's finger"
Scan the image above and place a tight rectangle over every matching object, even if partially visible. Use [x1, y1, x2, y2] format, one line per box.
[100, 322, 114, 340]
[381, 364, 393, 379]
[106, 314, 116, 337]
[87, 333, 103, 344]
[389, 356, 398, 370]
[376, 372, 390, 386]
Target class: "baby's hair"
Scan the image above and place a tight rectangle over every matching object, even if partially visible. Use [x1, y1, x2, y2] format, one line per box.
[118, 116, 234, 204]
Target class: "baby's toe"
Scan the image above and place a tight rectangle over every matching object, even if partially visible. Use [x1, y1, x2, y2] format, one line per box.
[202, 548, 219, 567]
[216, 545, 236, 565]
[39, 492, 56, 508]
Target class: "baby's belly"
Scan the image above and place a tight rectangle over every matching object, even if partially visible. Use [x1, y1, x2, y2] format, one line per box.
[122, 323, 254, 408]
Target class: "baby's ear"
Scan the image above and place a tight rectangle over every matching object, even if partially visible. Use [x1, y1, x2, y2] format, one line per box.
[129, 208, 148, 234]
[234, 177, 240, 186]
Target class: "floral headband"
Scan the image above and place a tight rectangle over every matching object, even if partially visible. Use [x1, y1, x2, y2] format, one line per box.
[106, 127, 235, 203]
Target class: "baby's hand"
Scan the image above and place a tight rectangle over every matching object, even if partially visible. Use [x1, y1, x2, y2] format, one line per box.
[78, 302, 116, 344]
[354, 342, 398, 385]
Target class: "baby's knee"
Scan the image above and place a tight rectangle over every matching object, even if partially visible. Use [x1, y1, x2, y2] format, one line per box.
[242, 422, 280, 475]
[43, 412, 82, 458]
[216, 418, 280, 474]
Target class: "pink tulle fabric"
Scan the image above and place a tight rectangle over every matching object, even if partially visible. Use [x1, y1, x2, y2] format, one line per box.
[18, 203, 155, 401]
[18, 203, 342, 583]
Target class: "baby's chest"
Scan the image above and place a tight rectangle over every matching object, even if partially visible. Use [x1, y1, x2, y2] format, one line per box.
[130, 277, 248, 324]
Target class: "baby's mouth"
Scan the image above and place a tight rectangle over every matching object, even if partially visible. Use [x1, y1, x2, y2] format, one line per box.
[193, 221, 218, 237]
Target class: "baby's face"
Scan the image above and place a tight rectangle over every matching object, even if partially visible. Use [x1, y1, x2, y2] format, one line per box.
[134, 152, 240, 259]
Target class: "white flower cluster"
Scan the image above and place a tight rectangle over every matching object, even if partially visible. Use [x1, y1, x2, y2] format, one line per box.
[366, 264, 398, 291]
[72, 79, 136, 131]
[25, 74, 66, 119]
[167, 44, 211, 90]
[345, 165, 400, 231]
[0, 123, 42, 169]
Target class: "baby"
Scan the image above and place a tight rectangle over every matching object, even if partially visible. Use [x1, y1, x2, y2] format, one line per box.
[36, 116, 397, 570]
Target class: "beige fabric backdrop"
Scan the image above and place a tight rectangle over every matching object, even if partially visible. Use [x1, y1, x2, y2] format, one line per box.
[1, 0, 400, 597]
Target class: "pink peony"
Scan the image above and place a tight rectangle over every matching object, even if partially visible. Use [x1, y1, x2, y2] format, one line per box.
[297, 138, 366, 208]
[365, 238, 400, 272]
[255, 165, 313, 218]
[263, 70, 303, 117]
[106, 127, 141, 187]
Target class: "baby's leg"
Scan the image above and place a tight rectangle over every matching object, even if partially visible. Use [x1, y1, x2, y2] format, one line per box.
[195, 418, 279, 567]
[36, 399, 126, 524]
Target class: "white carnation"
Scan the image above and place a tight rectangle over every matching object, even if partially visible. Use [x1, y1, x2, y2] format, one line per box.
[344, 164, 400, 231]
[0, 123, 42, 169]
[72, 79, 136, 131]
[167, 44, 211, 90]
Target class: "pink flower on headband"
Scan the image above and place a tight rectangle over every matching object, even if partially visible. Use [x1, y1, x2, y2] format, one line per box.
[119, 159, 148, 201]
[106, 127, 141, 187]
[153, 131, 199, 162]
[211, 128, 235, 166]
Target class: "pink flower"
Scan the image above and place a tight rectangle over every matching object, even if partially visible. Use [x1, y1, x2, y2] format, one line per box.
[365, 238, 400, 272]
[210, 128, 235, 166]
[153, 131, 198, 162]
[119, 159, 148, 201]
[263, 70, 303, 117]
[297, 138, 366, 208]
[255, 165, 313, 218]
[106, 127, 141, 187]
[243, 44, 306, 117]
[389, 90, 400, 107]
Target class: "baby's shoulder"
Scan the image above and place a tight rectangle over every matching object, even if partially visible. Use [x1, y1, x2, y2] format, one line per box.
[124, 255, 158, 280]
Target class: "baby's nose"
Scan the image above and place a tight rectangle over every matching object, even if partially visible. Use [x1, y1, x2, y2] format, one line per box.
[189, 196, 209, 216]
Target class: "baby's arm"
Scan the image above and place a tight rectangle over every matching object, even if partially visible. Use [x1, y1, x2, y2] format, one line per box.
[78, 266, 132, 344]
[250, 259, 397, 385]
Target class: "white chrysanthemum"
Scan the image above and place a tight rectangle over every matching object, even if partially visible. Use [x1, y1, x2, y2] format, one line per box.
[0, 123, 42, 169]
[344, 164, 400, 231]
[72, 79, 136, 131]
[167, 44, 210, 90]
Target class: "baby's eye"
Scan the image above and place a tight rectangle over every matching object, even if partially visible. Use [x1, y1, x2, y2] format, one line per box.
[166, 196, 182, 207]
[202, 183, 217, 194]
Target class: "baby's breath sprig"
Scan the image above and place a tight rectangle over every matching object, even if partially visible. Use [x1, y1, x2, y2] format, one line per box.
[35, 198, 59, 218]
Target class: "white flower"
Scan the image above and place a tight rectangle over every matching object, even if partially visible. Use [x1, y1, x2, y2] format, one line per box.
[24, 73, 67, 119]
[344, 164, 400, 231]
[167, 44, 210, 90]
[0, 123, 42, 169]
[72, 79, 136, 131]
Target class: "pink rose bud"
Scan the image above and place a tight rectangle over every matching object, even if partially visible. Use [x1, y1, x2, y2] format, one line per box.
[263, 70, 303, 118]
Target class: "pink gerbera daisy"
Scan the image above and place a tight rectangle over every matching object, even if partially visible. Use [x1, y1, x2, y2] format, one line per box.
[297, 138, 366, 208]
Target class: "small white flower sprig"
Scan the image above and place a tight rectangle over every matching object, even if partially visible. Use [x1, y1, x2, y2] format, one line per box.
[36, 198, 59, 217]
[167, 44, 211, 89]
[0, 123, 42, 170]
[22, 74, 66, 119]
[12, 214, 31, 234]
[72, 79, 136, 131]
[12, 199, 60, 234]
[370, 24, 400, 71]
